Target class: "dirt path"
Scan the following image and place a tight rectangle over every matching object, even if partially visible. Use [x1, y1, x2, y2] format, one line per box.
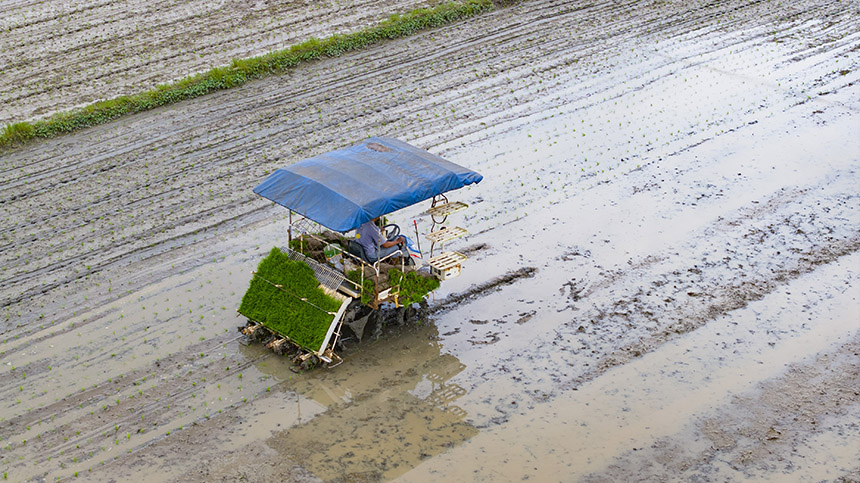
[1, 0, 858, 481]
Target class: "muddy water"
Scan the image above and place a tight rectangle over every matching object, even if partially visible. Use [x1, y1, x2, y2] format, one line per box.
[0, 234, 277, 480]
[404, 253, 860, 480]
[2, 0, 859, 481]
[256, 331, 479, 481]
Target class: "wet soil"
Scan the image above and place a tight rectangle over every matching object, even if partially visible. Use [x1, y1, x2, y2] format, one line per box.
[0, 0, 447, 125]
[1, 0, 859, 481]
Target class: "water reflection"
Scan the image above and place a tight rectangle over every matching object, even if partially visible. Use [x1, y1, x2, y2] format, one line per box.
[242, 321, 477, 480]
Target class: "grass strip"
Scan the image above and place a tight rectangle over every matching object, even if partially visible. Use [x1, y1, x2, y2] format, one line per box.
[238, 247, 342, 351]
[0, 0, 494, 150]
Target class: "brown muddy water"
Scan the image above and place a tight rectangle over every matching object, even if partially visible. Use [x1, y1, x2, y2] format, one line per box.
[2, 0, 859, 481]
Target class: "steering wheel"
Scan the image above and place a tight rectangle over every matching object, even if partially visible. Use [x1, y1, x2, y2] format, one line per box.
[382, 223, 401, 241]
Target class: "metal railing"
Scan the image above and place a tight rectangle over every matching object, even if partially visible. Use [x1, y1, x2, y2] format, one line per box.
[282, 246, 346, 292]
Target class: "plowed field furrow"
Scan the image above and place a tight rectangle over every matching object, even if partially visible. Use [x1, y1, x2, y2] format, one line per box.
[0, 195, 264, 304]
[3, 328, 274, 475]
[2, 0, 855, 313]
[0, 1, 608, 181]
[0, 0, 448, 124]
[2, 1, 205, 58]
[0, 0, 120, 28]
[1, 1, 858, 481]
[5, 0, 852, 300]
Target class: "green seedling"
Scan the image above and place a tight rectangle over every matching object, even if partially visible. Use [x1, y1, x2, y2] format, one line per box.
[388, 269, 440, 306]
[238, 248, 341, 350]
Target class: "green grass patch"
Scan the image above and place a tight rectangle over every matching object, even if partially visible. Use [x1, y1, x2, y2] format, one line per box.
[389, 269, 440, 306]
[2, 122, 35, 144]
[0, 0, 494, 150]
[238, 247, 342, 351]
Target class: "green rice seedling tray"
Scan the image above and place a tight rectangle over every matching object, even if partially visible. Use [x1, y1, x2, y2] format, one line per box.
[238, 247, 343, 351]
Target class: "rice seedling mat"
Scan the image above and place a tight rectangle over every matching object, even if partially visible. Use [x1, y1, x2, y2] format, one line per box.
[238, 247, 344, 352]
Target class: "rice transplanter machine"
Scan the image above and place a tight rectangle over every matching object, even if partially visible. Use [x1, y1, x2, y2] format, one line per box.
[238, 137, 482, 367]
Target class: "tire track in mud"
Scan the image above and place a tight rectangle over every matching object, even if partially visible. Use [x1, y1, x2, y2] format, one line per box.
[1, 0, 859, 480]
[435, 169, 859, 408]
[410, 250, 860, 480]
[577, 189, 860, 380]
[1, 0, 855, 348]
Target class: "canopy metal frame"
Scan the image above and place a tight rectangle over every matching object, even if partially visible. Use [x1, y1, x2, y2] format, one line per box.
[287, 210, 406, 308]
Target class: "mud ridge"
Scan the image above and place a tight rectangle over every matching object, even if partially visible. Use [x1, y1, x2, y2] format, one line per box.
[431, 267, 537, 315]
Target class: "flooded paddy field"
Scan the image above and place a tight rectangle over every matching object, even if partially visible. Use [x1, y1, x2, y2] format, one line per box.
[0, 0, 447, 125]
[1, 0, 859, 481]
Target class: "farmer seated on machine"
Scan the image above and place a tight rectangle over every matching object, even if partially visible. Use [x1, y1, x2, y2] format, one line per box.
[355, 217, 406, 263]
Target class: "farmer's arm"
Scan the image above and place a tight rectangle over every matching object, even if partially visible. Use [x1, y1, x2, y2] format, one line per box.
[380, 236, 405, 249]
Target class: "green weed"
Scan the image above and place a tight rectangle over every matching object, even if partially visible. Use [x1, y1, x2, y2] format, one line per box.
[1, 122, 34, 145]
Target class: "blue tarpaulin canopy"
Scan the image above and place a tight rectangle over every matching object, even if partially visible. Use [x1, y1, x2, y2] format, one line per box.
[253, 137, 483, 232]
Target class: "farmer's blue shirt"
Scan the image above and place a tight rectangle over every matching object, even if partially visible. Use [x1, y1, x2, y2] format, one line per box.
[355, 220, 380, 258]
